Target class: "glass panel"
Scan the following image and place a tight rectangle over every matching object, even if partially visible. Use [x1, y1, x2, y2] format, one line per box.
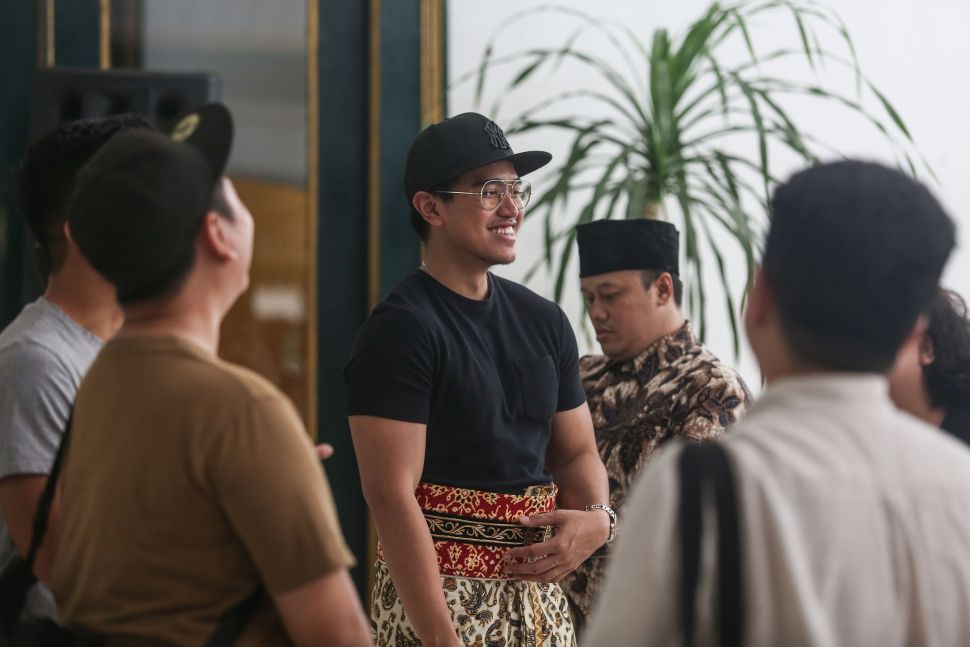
[111, 0, 314, 427]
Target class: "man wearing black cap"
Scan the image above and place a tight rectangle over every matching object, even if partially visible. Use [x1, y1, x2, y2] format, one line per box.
[344, 112, 610, 646]
[563, 219, 750, 632]
[49, 104, 371, 646]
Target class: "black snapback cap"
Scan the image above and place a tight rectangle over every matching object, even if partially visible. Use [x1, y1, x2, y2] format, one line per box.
[69, 103, 234, 303]
[404, 112, 551, 205]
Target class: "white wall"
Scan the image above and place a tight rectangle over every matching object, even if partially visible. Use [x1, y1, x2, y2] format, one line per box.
[447, 0, 970, 391]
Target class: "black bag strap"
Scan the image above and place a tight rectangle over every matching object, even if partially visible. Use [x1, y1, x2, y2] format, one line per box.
[678, 443, 704, 647]
[678, 442, 743, 647]
[205, 586, 265, 647]
[24, 411, 74, 572]
[0, 412, 73, 632]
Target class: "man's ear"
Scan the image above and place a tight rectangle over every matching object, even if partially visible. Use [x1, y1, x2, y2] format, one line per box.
[744, 266, 772, 327]
[915, 316, 935, 367]
[654, 272, 674, 306]
[200, 211, 236, 261]
[412, 191, 444, 229]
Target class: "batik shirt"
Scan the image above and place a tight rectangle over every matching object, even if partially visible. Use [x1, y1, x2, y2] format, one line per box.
[564, 321, 750, 632]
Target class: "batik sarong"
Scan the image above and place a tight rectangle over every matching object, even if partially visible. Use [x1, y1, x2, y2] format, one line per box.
[371, 482, 576, 647]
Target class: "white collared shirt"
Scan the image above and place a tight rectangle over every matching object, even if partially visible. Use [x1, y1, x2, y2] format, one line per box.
[585, 373, 970, 647]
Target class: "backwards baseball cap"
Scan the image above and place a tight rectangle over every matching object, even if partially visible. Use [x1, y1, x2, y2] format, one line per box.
[68, 103, 233, 304]
[404, 112, 551, 205]
[576, 219, 680, 278]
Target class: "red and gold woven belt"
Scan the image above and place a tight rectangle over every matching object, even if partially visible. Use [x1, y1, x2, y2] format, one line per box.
[376, 481, 557, 579]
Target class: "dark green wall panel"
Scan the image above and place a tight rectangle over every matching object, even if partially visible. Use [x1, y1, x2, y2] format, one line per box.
[54, 0, 101, 67]
[316, 0, 372, 600]
[0, 4, 35, 325]
[316, 0, 431, 601]
[377, 0, 421, 298]
[0, 1, 102, 326]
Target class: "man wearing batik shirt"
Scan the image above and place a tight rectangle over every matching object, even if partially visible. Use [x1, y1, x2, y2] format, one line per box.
[562, 218, 750, 632]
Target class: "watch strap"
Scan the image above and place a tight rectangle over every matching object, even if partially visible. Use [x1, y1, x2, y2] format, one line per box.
[585, 503, 616, 544]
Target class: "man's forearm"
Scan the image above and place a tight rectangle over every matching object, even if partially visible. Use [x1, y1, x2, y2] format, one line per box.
[550, 447, 609, 511]
[368, 492, 458, 646]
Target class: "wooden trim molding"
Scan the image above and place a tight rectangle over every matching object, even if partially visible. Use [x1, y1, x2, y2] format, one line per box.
[365, 0, 382, 593]
[37, 0, 54, 66]
[367, 0, 382, 312]
[306, 0, 320, 441]
[420, 0, 444, 126]
[99, 0, 110, 69]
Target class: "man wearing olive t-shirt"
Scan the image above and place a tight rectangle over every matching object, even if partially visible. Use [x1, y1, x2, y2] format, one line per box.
[50, 105, 371, 647]
[344, 112, 612, 647]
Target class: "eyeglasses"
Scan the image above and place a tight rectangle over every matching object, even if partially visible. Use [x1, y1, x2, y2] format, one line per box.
[436, 179, 533, 211]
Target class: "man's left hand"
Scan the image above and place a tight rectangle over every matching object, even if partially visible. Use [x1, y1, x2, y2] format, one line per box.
[501, 509, 610, 583]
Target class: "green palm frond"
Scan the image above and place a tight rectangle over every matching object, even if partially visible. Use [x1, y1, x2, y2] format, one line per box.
[455, 0, 927, 356]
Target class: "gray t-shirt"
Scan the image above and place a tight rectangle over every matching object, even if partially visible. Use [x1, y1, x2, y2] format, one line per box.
[0, 297, 102, 619]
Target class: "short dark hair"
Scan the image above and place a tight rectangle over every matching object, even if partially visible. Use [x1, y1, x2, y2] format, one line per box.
[764, 160, 955, 372]
[923, 288, 970, 410]
[410, 179, 454, 241]
[15, 114, 153, 273]
[640, 269, 683, 308]
[118, 182, 234, 307]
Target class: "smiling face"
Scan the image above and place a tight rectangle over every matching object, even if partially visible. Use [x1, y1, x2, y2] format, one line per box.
[581, 269, 675, 361]
[427, 160, 523, 269]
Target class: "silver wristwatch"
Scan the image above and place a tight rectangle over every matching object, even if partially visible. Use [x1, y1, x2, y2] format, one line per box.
[585, 504, 617, 545]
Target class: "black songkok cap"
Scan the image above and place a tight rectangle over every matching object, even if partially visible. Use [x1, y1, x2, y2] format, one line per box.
[404, 112, 551, 205]
[576, 219, 680, 278]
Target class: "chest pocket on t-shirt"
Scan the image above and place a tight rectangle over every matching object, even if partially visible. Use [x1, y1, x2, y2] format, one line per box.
[514, 355, 558, 423]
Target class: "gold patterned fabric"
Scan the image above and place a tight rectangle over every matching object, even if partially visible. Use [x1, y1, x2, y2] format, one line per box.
[563, 321, 750, 633]
[371, 560, 576, 647]
[376, 482, 558, 579]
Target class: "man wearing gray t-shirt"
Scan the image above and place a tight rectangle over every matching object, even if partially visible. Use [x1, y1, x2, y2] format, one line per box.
[0, 114, 150, 620]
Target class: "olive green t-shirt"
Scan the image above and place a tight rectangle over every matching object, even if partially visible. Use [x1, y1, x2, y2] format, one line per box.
[50, 335, 354, 646]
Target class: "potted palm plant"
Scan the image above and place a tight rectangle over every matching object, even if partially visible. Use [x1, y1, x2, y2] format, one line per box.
[458, 1, 927, 354]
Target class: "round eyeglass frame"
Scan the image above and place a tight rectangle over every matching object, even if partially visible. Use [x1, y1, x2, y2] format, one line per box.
[435, 179, 533, 211]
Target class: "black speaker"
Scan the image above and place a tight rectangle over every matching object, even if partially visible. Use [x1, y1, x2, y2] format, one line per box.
[28, 67, 221, 143]
[20, 67, 222, 300]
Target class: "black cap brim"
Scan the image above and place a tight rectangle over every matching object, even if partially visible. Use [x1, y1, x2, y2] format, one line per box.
[438, 149, 552, 187]
[509, 150, 552, 177]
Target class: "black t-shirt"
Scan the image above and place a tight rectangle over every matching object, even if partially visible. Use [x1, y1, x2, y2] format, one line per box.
[343, 270, 586, 491]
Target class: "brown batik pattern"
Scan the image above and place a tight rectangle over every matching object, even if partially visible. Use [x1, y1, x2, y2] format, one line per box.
[563, 321, 750, 633]
[371, 561, 576, 647]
